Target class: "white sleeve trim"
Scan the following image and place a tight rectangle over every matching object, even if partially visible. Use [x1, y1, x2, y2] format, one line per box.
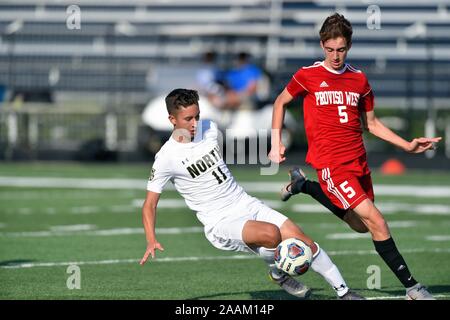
[362, 88, 372, 97]
[146, 184, 163, 194]
[292, 75, 309, 92]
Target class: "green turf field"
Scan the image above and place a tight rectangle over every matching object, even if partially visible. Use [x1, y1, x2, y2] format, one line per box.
[0, 162, 449, 300]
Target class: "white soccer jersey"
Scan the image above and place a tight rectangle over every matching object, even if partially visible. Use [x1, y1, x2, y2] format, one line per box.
[146, 120, 246, 226]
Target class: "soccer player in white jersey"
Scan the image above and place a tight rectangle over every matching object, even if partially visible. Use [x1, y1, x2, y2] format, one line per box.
[139, 88, 364, 299]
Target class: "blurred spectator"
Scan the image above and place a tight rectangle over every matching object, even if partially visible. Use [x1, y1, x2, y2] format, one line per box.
[196, 51, 220, 95]
[224, 52, 263, 109]
[196, 51, 267, 110]
[196, 51, 242, 110]
[196, 51, 226, 108]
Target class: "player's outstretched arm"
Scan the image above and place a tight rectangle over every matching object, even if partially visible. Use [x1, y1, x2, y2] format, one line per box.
[269, 88, 294, 163]
[363, 110, 442, 154]
[140, 191, 164, 265]
[405, 136, 442, 153]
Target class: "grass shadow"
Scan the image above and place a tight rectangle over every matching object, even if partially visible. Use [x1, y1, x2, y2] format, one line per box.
[189, 289, 330, 300]
[364, 284, 450, 298]
[0, 259, 35, 267]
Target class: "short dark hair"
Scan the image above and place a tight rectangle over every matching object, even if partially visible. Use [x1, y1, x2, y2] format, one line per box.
[203, 51, 217, 63]
[165, 88, 199, 115]
[319, 13, 353, 47]
[237, 51, 250, 61]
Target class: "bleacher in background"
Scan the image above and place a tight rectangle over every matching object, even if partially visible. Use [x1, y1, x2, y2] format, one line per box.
[0, 0, 449, 101]
[0, 0, 449, 160]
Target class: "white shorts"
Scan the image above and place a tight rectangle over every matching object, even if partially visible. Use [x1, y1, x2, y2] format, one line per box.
[203, 194, 288, 253]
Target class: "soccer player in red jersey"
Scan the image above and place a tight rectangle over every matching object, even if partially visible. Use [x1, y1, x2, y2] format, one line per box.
[269, 13, 442, 300]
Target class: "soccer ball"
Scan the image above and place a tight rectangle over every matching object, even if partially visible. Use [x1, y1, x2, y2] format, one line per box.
[274, 238, 313, 276]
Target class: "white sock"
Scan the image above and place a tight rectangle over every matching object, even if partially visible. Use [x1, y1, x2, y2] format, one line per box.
[256, 247, 284, 279]
[311, 243, 349, 297]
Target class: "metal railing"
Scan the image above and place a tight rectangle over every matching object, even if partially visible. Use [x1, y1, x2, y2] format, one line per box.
[0, 103, 141, 160]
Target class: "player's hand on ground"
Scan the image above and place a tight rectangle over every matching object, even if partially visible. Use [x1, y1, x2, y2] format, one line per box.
[140, 241, 164, 265]
[406, 137, 442, 153]
[268, 142, 286, 163]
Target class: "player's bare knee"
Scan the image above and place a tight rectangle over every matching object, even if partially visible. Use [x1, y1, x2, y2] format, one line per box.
[372, 215, 388, 231]
[263, 224, 282, 248]
[367, 217, 389, 238]
[279, 218, 303, 238]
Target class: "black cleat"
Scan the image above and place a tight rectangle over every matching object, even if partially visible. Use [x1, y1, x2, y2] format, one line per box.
[280, 167, 308, 202]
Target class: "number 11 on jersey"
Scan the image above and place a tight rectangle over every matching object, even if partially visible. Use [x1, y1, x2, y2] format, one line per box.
[212, 167, 228, 184]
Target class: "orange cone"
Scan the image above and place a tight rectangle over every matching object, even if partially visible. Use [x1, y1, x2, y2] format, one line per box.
[380, 158, 406, 175]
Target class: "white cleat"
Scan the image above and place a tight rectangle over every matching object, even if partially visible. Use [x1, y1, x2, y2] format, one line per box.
[339, 290, 365, 300]
[406, 283, 435, 300]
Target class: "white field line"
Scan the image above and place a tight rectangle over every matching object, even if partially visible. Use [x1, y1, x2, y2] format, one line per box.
[291, 204, 329, 213]
[0, 219, 441, 238]
[329, 230, 450, 241]
[135, 200, 450, 216]
[426, 235, 450, 241]
[384, 221, 419, 228]
[9, 200, 450, 216]
[0, 190, 138, 201]
[326, 221, 426, 240]
[109, 205, 137, 213]
[326, 233, 372, 240]
[92, 226, 203, 236]
[0, 226, 204, 238]
[133, 199, 450, 216]
[17, 208, 32, 215]
[292, 203, 450, 215]
[1, 176, 450, 197]
[372, 185, 450, 198]
[130, 199, 283, 210]
[376, 203, 450, 215]
[133, 199, 185, 209]
[49, 224, 96, 232]
[2, 248, 450, 269]
[0, 177, 145, 189]
[70, 206, 101, 214]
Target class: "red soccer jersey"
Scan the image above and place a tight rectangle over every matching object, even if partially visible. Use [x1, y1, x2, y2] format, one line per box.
[286, 61, 374, 169]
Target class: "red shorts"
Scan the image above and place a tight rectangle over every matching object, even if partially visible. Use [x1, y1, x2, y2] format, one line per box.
[317, 155, 374, 210]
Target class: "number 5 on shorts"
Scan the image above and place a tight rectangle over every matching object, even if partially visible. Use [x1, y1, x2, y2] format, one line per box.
[339, 181, 356, 199]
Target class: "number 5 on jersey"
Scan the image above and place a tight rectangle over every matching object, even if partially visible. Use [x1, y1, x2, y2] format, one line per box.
[338, 105, 348, 123]
[212, 167, 228, 184]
